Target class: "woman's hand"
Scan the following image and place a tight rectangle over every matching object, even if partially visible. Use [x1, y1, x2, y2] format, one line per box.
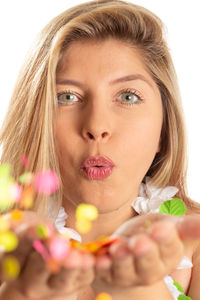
[91, 213, 200, 296]
[0, 211, 95, 300]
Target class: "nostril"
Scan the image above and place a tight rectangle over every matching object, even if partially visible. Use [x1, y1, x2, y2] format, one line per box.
[87, 132, 94, 139]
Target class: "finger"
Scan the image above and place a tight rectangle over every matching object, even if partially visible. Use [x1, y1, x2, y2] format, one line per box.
[19, 251, 50, 298]
[48, 252, 95, 293]
[175, 214, 200, 241]
[81, 252, 95, 270]
[95, 254, 112, 283]
[108, 241, 136, 286]
[128, 234, 165, 285]
[48, 267, 80, 291]
[149, 221, 184, 270]
[112, 213, 174, 238]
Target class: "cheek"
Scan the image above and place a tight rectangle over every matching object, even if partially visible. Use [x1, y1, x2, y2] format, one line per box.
[119, 112, 162, 166]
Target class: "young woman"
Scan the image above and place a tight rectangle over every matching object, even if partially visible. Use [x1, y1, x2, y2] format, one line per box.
[1, 0, 200, 299]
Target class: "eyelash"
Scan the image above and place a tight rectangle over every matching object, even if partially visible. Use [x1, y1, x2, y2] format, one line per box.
[57, 88, 144, 106]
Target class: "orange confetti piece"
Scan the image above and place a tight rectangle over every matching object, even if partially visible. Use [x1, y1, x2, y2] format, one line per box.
[10, 209, 23, 221]
[96, 293, 112, 300]
[20, 186, 34, 209]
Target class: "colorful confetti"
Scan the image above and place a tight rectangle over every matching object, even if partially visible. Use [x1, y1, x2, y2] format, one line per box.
[0, 164, 15, 212]
[33, 240, 49, 261]
[0, 231, 18, 252]
[19, 186, 34, 209]
[8, 183, 23, 203]
[76, 204, 98, 221]
[21, 155, 29, 167]
[49, 236, 70, 260]
[75, 218, 92, 234]
[36, 224, 51, 239]
[18, 172, 33, 185]
[10, 209, 23, 221]
[0, 217, 10, 232]
[95, 293, 113, 300]
[2, 255, 20, 279]
[34, 170, 59, 195]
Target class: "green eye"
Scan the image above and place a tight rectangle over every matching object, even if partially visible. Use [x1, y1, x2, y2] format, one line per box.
[57, 91, 79, 105]
[120, 92, 140, 105]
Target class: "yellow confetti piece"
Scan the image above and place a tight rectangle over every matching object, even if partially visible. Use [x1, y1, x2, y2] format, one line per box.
[0, 218, 10, 232]
[76, 204, 98, 221]
[2, 256, 20, 279]
[75, 218, 92, 234]
[95, 293, 113, 300]
[10, 209, 23, 221]
[0, 181, 15, 212]
[0, 231, 18, 252]
[0, 164, 12, 178]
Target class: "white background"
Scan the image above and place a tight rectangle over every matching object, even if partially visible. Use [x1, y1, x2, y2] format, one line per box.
[0, 0, 199, 202]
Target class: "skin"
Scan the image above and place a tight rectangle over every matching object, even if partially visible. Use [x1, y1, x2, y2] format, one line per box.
[55, 38, 163, 243]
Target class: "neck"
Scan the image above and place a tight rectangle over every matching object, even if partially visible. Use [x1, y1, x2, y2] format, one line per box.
[63, 196, 138, 243]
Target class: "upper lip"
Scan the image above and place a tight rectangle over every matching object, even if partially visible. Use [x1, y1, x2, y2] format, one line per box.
[80, 155, 115, 168]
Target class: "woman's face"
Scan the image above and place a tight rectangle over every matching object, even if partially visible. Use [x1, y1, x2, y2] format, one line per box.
[55, 38, 163, 213]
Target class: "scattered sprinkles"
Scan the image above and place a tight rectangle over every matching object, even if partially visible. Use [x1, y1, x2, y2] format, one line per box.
[2, 255, 20, 279]
[95, 293, 113, 300]
[49, 236, 70, 260]
[75, 203, 98, 234]
[21, 154, 29, 167]
[0, 231, 18, 252]
[34, 170, 59, 195]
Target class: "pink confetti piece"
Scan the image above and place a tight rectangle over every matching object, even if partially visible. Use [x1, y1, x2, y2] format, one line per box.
[33, 240, 49, 261]
[34, 170, 59, 195]
[21, 155, 29, 167]
[49, 236, 70, 260]
[8, 183, 22, 203]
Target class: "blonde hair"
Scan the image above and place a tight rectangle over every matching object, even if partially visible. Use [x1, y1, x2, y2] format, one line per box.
[0, 0, 199, 219]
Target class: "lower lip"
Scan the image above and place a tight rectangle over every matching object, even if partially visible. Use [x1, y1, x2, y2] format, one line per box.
[82, 166, 114, 180]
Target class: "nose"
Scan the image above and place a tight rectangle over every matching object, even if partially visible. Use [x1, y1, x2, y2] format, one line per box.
[81, 106, 112, 143]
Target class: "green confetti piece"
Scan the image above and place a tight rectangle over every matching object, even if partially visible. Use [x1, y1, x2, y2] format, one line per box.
[173, 281, 184, 292]
[18, 172, 32, 184]
[36, 224, 49, 239]
[178, 295, 192, 300]
[159, 198, 186, 216]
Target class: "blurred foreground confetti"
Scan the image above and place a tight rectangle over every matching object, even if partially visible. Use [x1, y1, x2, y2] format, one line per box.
[95, 293, 113, 300]
[75, 203, 98, 234]
[2, 255, 20, 279]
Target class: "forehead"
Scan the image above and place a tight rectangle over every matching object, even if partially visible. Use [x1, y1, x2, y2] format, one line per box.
[56, 38, 158, 93]
[57, 39, 147, 73]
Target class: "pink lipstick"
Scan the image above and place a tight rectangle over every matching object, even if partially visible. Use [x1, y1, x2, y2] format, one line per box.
[80, 155, 115, 180]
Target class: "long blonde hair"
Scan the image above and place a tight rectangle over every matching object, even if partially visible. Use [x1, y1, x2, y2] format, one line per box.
[0, 0, 199, 219]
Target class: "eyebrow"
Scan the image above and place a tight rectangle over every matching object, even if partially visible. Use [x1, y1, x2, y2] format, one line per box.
[56, 74, 154, 89]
